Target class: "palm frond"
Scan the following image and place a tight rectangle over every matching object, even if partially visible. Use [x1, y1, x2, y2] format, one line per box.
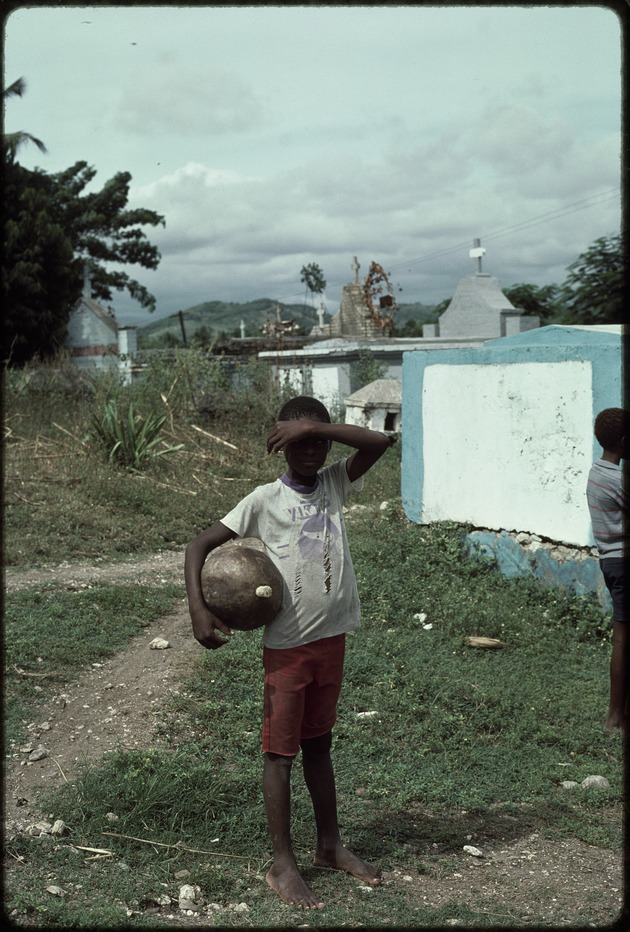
[3, 131, 48, 157]
[3, 77, 26, 100]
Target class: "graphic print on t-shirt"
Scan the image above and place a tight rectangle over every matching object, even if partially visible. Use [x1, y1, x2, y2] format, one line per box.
[297, 509, 340, 594]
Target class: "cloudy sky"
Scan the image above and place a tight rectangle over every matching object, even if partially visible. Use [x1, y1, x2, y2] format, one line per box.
[3, 4, 622, 327]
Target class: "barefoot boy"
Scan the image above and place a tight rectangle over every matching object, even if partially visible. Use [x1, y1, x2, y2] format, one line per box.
[586, 407, 629, 731]
[185, 396, 392, 908]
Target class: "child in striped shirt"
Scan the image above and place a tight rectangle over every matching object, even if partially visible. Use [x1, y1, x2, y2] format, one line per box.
[586, 407, 629, 730]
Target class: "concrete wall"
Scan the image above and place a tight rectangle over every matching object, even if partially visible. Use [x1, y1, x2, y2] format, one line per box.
[311, 365, 351, 411]
[401, 325, 623, 549]
[276, 362, 351, 412]
[261, 337, 488, 414]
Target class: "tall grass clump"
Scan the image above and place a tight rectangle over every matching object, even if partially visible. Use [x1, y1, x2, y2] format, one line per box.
[90, 399, 183, 470]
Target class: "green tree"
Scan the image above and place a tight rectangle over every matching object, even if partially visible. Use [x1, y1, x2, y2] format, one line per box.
[350, 348, 388, 391]
[191, 325, 214, 350]
[2, 162, 81, 364]
[300, 263, 326, 304]
[503, 283, 564, 324]
[46, 161, 165, 311]
[396, 319, 425, 337]
[559, 233, 623, 325]
[3, 77, 166, 364]
[3, 161, 165, 364]
[432, 298, 450, 316]
[161, 331, 184, 349]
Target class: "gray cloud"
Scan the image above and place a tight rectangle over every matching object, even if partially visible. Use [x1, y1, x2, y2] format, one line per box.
[114, 64, 267, 136]
[4, 5, 621, 326]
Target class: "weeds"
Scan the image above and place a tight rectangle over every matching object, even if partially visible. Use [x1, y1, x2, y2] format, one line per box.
[90, 399, 183, 470]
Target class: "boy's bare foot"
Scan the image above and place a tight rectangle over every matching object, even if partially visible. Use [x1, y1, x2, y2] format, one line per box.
[265, 863, 325, 909]
[314, 842, 382, 886]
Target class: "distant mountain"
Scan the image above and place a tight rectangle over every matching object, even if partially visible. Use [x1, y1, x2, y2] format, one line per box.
[137, 299, 319, 343]
[393, 302, 440, 326]
[136, 298, 439, 343]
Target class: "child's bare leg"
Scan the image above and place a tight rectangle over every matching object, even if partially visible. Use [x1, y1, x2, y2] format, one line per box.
[263, 752, 325, 909]
[301, 732, 381, 886]
[605, 620, 628, 731]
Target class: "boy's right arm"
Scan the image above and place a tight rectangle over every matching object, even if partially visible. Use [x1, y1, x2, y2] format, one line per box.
[185, 521, 238, 649]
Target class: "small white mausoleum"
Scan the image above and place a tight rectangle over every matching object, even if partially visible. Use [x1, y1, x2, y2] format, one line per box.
[344, 379, 402, 433]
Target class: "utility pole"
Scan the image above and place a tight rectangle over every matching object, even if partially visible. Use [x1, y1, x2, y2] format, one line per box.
[178, 310, 188, 346]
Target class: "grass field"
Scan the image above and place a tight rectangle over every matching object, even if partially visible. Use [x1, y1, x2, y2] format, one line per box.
[3, 357, 625, 927]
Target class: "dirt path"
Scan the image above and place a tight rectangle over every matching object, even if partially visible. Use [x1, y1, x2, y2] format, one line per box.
[3, 554, 626, 927]
[4, 551, 196, 834]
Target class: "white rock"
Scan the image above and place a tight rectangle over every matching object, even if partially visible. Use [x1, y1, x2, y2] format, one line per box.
[560, 780, 579, 789]
[50, 819, 67, 836]
[178, 883, 201, 911]
[413, 612, 427, 623]
[46, 885, 65, 897]
[463, 845, 483, 857]
[149, 638, 170, 650]
[581, 774, 610, 789]
[153, 894, 172, 906]
[379, 501, 389, 510]
[28, 821, 53, 836]
[356, 711, 379, 720]
[255, 585, 273, 598]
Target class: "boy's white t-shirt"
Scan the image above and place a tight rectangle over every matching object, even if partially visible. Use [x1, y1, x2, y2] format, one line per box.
[219, 457, 364, 649]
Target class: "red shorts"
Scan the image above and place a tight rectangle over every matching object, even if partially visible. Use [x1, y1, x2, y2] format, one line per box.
[262, 634, 346, 756]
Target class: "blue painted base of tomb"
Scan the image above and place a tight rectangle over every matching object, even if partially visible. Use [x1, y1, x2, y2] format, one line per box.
[465, 529, 612, 617]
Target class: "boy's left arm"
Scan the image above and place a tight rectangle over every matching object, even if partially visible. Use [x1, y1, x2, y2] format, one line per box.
[267, 419, 393, 481]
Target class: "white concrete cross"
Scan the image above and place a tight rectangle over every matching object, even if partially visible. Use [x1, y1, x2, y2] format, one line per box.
[316, 301, 326, 328]
[469, 238, 486, 273]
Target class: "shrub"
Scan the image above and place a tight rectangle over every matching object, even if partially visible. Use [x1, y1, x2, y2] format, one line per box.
[90, 399, 183, 470]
